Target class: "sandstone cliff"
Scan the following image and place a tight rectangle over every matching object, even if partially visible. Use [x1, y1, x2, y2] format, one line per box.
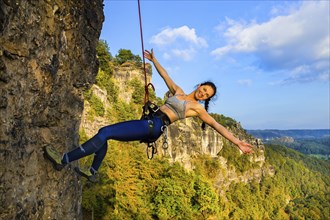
[0, 1, 104, 219]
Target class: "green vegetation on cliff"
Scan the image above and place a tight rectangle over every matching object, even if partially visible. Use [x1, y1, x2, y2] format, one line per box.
[96, 40, 113, 73]
[114, 48, 142, 65]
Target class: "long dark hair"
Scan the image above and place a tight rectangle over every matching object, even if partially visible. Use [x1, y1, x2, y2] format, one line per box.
[199, 81, 217, 130]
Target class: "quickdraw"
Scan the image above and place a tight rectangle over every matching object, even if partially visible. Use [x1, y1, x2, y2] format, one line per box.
[161, 125, 169, 150]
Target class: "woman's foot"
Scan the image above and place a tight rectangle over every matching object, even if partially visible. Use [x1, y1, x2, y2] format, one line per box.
[44, 146, 66, 171]
[74, 167, 98, 183]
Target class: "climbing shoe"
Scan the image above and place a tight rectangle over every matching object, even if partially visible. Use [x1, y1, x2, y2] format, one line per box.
[74, 167, 98, 183]
[44, 145, 66, 171]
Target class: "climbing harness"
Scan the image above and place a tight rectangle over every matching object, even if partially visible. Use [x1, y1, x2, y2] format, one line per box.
[140, 101, 170, 159]
[140, 101, 159, 120]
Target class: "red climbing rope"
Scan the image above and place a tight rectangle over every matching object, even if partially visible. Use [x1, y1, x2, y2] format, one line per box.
[137, 0, 154, 104]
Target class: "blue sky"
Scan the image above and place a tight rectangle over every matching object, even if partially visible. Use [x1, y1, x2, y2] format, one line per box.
[101, 0, 329, 130]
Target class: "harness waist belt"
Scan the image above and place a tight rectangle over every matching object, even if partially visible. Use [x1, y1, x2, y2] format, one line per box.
[154, 110, 171, 126]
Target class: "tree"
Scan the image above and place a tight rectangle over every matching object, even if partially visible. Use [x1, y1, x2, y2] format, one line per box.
[191, 177, 220, 218]
[115, 49, 142, 65]
[96, 40, 113, 73]
[152, 178, 194, 219]
[129, 77, 145, 105]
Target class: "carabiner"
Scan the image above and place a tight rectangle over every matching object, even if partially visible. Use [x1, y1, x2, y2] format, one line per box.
[147, 142, 157, 159]
[162, 141, 168, 150]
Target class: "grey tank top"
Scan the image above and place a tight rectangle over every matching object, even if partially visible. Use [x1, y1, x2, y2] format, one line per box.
[164, 94, 187, 120]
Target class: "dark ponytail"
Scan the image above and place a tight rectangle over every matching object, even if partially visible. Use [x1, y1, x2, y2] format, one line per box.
[199, 81, 217, 130]
[201, 99, 210, 130]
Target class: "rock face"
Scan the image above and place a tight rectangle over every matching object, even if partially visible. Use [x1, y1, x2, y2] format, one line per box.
[113, 61, 152, 103]
[0, 1, 104, 219]
[158, 118, 266, 167]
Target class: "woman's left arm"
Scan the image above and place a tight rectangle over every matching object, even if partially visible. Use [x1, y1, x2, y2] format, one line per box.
[198, 111, 254, 154]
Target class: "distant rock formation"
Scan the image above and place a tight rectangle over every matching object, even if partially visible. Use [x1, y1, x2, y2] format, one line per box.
[275, 136, 295, 143]
[0, 1, 104, 219]
[113, 61, 152, 103]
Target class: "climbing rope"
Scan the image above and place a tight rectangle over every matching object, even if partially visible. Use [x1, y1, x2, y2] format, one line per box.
[137, 0, 155, 104]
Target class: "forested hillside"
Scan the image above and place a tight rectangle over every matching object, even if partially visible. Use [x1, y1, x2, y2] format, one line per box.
[266, 137, 330, 160]
[78, 41, 329, 220]
[248, 129, 330, 160]
[79, 142, 330, 220]
[248, 129, 330, 139]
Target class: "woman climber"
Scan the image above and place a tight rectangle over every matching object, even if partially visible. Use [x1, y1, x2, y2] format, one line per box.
[45, 49, 254, 182]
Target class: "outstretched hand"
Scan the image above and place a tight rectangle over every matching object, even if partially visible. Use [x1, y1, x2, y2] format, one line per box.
[237, 141, 254, 154]
[144, 49, 154, 62]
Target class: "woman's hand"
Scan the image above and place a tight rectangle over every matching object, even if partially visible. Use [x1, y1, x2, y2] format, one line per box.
[237, 141, 254, 154]
[143, 48, 180, 94]
[144, 49, 154, 62]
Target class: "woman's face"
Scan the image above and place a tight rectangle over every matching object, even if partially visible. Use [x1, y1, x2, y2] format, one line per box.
[195, 85, 215, 101]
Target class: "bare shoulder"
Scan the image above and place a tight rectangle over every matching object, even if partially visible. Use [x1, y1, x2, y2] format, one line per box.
[174, 87, 185, 95]
[186, 101, 206, 117]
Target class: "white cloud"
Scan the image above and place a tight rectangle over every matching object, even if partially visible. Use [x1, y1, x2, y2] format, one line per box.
[163, 52, 171, 60]
[212, 1, 330, 83]
[318, 72, 330, 81]
[237, 79, 252, 86]
[172, 48, 196, 61]
[150, 25, 208, 47]
[150, 25, 207, 61]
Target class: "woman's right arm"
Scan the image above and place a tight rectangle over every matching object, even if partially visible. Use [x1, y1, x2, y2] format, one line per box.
[144, 49, 181, 94]
[197, 108, 254, 154]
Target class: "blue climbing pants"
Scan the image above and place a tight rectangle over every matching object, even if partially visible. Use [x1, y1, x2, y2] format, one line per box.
[61, 117, 166, 172]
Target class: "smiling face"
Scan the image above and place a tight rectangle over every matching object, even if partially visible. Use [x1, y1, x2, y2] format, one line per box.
[195, 85, 215, 101]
